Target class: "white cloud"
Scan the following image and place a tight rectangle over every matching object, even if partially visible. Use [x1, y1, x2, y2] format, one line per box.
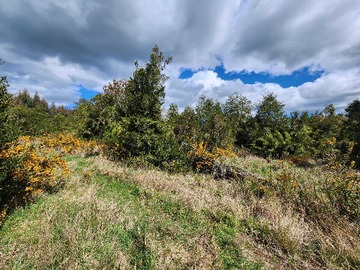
[166, 69, 360, 112]
[0, 0, 359, 109]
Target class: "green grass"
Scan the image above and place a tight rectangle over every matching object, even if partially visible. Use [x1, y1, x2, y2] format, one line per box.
[0, 156, 263, 269]
[1, 154, 359, 269]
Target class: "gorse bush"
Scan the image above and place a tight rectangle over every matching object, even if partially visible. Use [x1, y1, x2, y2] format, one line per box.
[42, 133, 102, 156]
[0, 133, 100, 225]
[0, 136, 69, 225]
[189, 141, 237, 173]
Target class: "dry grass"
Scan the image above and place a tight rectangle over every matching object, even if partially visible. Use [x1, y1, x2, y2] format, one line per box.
[93, 155, 360, 269]
[0, 171, 131, 269]
[1, 154, 359, 269]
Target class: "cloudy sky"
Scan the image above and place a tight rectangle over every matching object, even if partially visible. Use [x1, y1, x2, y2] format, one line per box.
[1, 0, 360, 112]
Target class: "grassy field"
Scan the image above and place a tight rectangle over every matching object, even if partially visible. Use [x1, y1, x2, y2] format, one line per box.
[0, 153, 359, 269]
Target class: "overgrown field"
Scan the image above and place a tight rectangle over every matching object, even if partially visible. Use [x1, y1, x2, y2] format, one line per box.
[0, 140, 359, 269]
[1, 48, 360, 269]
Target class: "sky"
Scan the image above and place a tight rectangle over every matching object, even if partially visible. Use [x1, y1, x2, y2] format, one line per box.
[1, 0, 360, 112]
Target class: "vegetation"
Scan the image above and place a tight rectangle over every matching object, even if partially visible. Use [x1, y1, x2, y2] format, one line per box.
[0, 48, 359, 269]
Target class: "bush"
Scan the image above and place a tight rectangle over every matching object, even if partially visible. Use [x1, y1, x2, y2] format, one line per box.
[0, 136, 70, 224]
[106, 117, 189, 172]
[189, 141, 237, 173]
[323, 162, 360, 221]
[0, 134, 100, 225]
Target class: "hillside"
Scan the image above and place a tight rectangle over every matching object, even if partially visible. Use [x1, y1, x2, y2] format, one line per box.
[1, 47, 360, 270]
[1, 150, 359, 269]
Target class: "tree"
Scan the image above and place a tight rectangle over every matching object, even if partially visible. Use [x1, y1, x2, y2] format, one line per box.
[14, 89, 34, 108]
[0, 74, 11, 144]
[0, 59, 12, 144]
[195, 95, 233, 150]
[105, 46, 184, 168]
[251, 93, 289, 157]
[122, 45, 172, 120]
[288, 112, 315, 156]
[223, 93, 252, 146]
[345, 99, 360, 138]
[255, 92, 286, 132]
[345, 99, 360, 166]
[166, 103, 179, 125]
[1, 61, 15, 210]
[173, 106, 200, 147]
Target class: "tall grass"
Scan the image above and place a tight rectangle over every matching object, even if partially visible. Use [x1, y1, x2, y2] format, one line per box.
[1, 152, 359, 269]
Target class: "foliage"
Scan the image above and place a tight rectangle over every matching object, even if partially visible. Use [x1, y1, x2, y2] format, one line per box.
[0, 136, 69, 225]
[106, 116, 189, 171]
[249, 93, 290, 157]
[195, 95, 234, 150]
[288, 124, 315, 156]
[0, 75, 12, 144]
[255, 92, 286, 132]
[122, 45, 172, 120]
[0, 134, 100, 225]
[323, 161, 360, 221]
[252, 129, 292, 158]
[5, 89, 77, 136]
[91, 46, 190, 170]
[345, 99, 360, 166]
[0, 72, 19, 226]
[76, 79, 127, 139]
[166, 103, 179, 125]
[189, 141, 236, 173]
[172, 106, 200, 148]
[223, 93, 252, 146]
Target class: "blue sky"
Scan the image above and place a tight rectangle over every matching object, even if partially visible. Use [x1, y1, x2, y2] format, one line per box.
[78, 86, 99, 100]
[1, 0, 360, 112]
[179, 65, 325, 88]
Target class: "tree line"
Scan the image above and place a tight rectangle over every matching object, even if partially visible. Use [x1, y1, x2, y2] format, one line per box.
[1, 48, 360, 172]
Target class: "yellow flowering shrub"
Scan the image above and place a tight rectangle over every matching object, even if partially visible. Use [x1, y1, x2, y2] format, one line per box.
[42, 133, 102, 156]
[190, 141, 237, 173]
[0, 133, 100, 225]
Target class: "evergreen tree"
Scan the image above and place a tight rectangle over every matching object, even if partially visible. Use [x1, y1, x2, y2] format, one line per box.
[166, 103, 179, 125]
[251, 93, 290, 157]
[255, 92, 286, 132]
[195, 95, 233, 149]
[105, 46, 184, 167]
[122, 45, 172, 120]
[345, 99, 360, 166]
[0, 74, 11, 144]
[223, 93, 252, 146]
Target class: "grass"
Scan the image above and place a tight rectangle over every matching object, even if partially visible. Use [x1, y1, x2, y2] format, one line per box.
[0, 154, 359, 269]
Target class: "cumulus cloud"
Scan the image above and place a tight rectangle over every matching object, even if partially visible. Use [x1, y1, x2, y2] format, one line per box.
[166, 69, 360, 112]
[0, 0, 359, 111]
